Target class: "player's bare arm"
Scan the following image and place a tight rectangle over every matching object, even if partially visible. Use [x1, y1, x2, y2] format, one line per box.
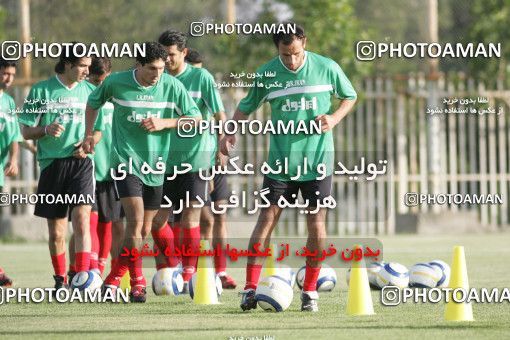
[219, 108, 248, 156]
[140, 115, 201, 132]
[21, 121, 65, 140]
[4, 141, 19, 177]
[82, 105, 99, 154]
[315, 98, 356, 132]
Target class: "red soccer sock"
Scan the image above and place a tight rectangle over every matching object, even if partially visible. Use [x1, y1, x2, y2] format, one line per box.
[129, 257, 146, 287]
[151, 223, 179, 268]
[171, 222, 182, 263]
[303, 264, 321, 292]
[97, 222, 112, 275]
[51, 253, 67, 280]
[104, 255, 129, 286]
[244, 263, 263, 290]
[89, 212, 99, 270]
[214, 243, 227, 274]
[75, 252, 91, 272]
[69, 264, 76, 273]
[181, 226, 200, 281]
[156, 263, 168, 271]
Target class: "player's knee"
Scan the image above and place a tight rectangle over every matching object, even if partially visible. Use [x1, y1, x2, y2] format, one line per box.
[73, 207, 91, 224]
[200, 225, 212, 240]
[202, 215, 214, 229]
[213, 213, 226, 225]
[48, 228, 65, 243]
[141, 225, 151, 239]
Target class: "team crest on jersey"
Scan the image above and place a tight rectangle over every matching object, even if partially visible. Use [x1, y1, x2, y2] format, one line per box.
[127, 110, 161, 123]
[103, 113, 113, 125]
[281, 97, 317, 112]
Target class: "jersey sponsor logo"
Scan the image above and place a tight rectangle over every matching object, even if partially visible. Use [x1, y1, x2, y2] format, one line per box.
[281, 97, 317, 112]
[285, 79, 306, 88]
[136, 94, 154, 101]
[127, 110, 161, 123]
[56, 96, 80, 103]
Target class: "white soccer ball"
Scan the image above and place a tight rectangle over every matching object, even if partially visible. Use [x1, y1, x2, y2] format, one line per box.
[346, 261, 385, 289]
[428, 260, 451, 288]
[71, 270, 103, 292]
[296, 264, 337, 291]
[375, 262, 409, 289]
[317, 264, 337, 292]
[296, 266, 306, 289]
[189, 272, 222, 299]
[272, 265, 296, 288]
[255, 276, 294, 312]
[151, 267, 184, 296]
[409, 263, 442, 288]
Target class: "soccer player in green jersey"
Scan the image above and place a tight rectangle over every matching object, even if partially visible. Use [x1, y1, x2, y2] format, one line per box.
[87, 57, 125, 277]
[187, 47, 237, 289]
[153, 30, 236, 291]
[184, 48, 203, 68]
[67, 57, 121, 283]
[19, 44, 94, 292]
[220, 23, 357, 312]
[0, 58, 22, 288]
[0, 59, 21, 191]
[83, 42, 201, 302]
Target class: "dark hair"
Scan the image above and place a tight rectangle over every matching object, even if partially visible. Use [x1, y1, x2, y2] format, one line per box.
[185, 48, 202, 64]
[272, 22, 306, 48]
[0, 58, 17, 69]
[89, 57, 112, 76]
[54, 42, 87, 74]
[158, 30, 187, 51]
[136, 41, 168, 66]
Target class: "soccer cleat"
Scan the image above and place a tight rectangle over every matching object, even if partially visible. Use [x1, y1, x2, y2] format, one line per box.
[239, 288, 257, 311]
[181, 281, 189, 295]
[129, 285, 147, 303]
[301, 291, 319, 312]
[219, 274, 237, 289]
[101, 284, 118, 295]
[67, 270, 76, 285]
[52, 275, 69, 297]
[0, 272, 13, 287]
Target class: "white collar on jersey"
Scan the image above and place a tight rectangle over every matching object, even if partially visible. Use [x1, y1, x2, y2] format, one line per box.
[174, 63, 188, 77]
[55, 74, 78, 91]
[278, 51, 308, 74]
[132, 69, 159, 89]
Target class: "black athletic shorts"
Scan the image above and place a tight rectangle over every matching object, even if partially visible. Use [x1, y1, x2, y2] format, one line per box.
[162, 171, 209, 207]
[95, 180, 123, 222]
[34, 157, 95, 219]
[114, 174, 163, 210]
[164, 172, 209, 223]
[69, 180, 124, 222]
[209, 173, 230, 202]
[261, 175, 333, 206]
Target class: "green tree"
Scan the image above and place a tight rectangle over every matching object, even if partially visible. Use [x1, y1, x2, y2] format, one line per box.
[467, 0, 509, 84]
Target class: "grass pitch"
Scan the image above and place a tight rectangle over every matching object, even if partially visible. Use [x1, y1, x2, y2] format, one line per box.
[0, 233, 509, 339]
